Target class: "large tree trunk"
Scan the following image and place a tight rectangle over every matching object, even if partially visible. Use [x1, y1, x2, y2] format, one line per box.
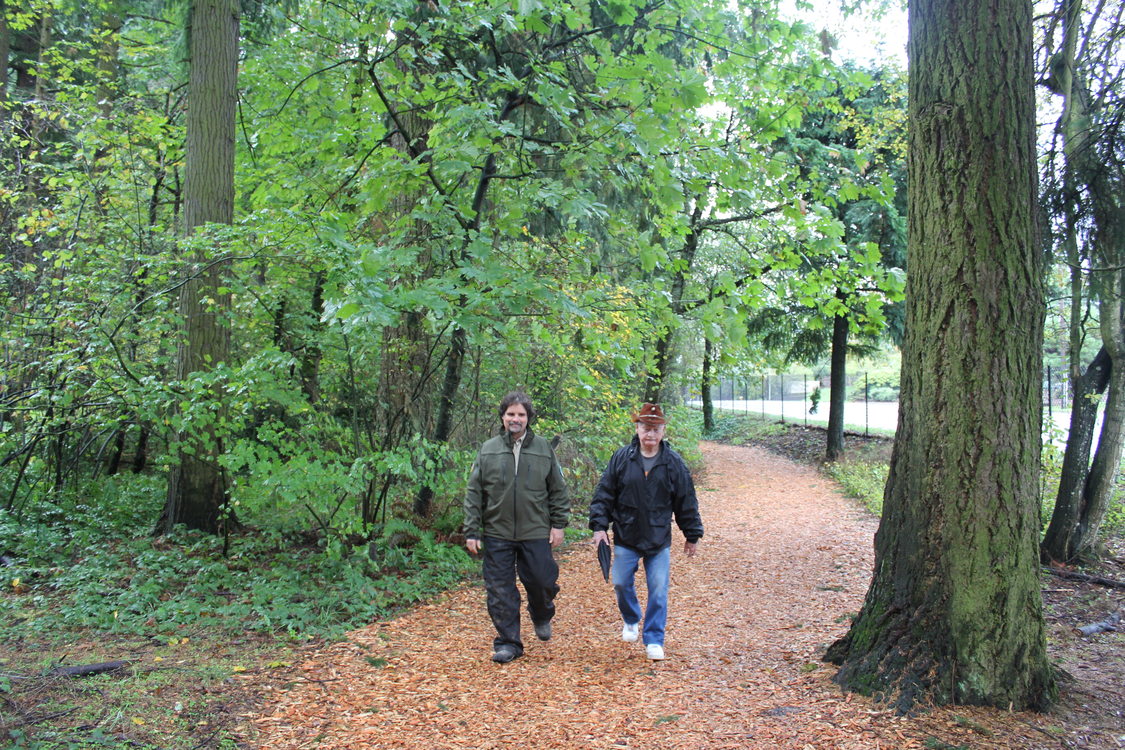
[1042, 347, 1110, 561]
[161, 0, 239, 535]
[825, 0, 1055, 712]
[825, 293, 848, 461]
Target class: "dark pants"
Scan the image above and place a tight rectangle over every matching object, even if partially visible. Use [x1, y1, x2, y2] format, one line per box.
[481, 537, 559, 654]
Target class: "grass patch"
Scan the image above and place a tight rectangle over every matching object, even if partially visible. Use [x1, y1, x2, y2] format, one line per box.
[824, 460, 888, 515]
[703, 411, 790, 445]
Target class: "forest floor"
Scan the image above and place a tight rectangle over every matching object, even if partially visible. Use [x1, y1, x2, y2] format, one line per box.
[239, 437, 1124, 750]
[3, 431, 1122, 749]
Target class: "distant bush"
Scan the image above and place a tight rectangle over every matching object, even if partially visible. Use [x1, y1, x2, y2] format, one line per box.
[857, 371, 900, 402]
[824, 461, 887, 515]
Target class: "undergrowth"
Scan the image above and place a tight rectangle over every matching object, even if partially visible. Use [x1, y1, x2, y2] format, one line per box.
[824, 461, 888, 515]
[0, 477, 476, 644]
[0, 470, 479, 749]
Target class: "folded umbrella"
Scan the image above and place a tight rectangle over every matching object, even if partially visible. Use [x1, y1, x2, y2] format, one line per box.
[597, 539, 612, 582]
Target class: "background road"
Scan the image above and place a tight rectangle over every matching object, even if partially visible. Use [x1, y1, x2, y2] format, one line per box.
[691, 398, 1096, 445]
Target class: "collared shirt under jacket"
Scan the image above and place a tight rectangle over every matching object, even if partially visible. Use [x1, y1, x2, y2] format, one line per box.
[588, 436, 704, 555]
[463, 428, 570, 542]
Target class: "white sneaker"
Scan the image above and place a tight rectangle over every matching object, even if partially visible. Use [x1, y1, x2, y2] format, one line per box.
[621, 622, 640, 642]
[645, 644, 665, 660]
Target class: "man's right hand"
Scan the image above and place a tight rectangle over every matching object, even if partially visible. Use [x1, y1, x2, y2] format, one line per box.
[592, 530, 609, 546]
[466, 538, 481, 555]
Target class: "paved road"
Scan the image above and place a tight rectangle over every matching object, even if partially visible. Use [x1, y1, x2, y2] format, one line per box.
[693, 398, 1094, 443]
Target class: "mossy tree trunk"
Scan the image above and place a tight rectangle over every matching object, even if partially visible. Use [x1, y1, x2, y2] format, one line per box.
[161, 0, 239, 534]
[825, 0, 1056, 712]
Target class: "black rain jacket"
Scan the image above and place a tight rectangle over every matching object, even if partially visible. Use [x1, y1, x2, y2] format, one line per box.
[588, 437, 703, 555]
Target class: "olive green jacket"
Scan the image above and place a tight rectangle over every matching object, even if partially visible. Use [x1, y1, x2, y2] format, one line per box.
[463, 428, 570, 542]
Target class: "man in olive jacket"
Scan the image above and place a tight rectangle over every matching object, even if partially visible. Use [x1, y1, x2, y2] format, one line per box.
[464, 391, 570, 663]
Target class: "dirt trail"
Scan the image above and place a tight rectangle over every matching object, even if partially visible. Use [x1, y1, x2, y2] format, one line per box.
[247, 442, 1072, 749]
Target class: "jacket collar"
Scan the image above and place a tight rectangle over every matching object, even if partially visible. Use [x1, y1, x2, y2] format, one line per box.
[629, 434, 664, 459]
[502, 427, 534, 448]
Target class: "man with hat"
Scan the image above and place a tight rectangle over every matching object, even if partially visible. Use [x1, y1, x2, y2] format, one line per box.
[589, 403, 703, 660]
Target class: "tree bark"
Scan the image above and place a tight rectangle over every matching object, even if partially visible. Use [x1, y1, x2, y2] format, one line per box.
[701, 337, 714, 433]
[1039, 0, 1125, 564]
[825, 0, 1055, 712]
[1081, 297, 1125, 557]
[161, 0, 239, 534]
[825, 291, 848, 461]
[0, 0, 9, 118]
[1042, 347, 1110, 562]
[645, 207, 703, 404]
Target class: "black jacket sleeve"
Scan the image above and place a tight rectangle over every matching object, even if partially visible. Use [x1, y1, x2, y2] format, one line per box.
[669, 453, 704, 543]
[588, 448, 624, 532]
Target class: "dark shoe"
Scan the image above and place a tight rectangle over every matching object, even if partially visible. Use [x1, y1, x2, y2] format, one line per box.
[491, 646, 520, 663]
[534, 621, 552, 641]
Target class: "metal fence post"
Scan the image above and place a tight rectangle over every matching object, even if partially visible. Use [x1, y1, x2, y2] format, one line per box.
[761, 374, 766, 421]
[864, 372, 870, 437]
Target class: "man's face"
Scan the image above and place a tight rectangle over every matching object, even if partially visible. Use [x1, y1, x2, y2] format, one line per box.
[502, 403, 528, 440]
[635, 421, 665, 451]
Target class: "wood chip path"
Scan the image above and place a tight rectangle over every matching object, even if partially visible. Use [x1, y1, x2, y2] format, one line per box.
[249, 441, 1070, 749]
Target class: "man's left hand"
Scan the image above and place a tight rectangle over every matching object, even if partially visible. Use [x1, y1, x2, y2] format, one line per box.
[684, 541, 698, 558]
[549, 527, 565, 548]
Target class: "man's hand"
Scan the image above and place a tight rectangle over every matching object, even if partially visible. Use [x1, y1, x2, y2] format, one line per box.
[549, 527, 565, 548]
[466, 538, 481, 555]
[683, 540, 698, 558]
[592, 530, 609, 547]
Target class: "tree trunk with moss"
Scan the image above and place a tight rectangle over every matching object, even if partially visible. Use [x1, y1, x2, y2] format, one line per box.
[825, 0, 1055, 712]
[161, 0, 239, 534]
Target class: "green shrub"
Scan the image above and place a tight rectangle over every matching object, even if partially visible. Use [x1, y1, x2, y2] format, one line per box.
[0, 474, 476, 641]
[857, 371, 900, 402]
[824, 461, 888, 515]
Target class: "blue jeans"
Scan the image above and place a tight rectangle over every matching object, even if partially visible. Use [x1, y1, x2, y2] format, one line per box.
[612, 545, 670, 646]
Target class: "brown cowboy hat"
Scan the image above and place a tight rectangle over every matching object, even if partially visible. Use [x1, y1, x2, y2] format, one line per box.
[632, 403, 667, 425]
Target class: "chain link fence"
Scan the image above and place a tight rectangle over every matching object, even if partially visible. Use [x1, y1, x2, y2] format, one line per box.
[687, 370, 1076, 437]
